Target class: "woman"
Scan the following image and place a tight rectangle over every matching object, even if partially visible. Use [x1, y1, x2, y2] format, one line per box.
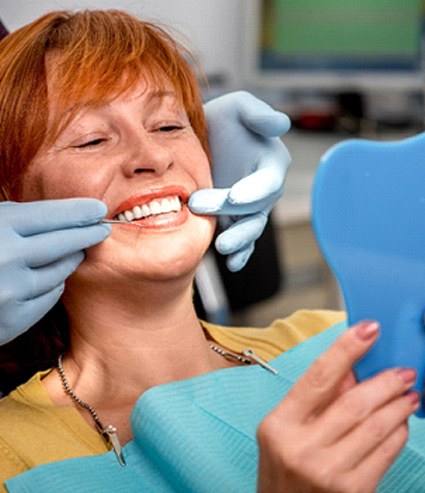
[0, 10, 418, 492]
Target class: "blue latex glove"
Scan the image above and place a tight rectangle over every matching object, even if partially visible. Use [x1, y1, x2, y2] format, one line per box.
[190, 91, 291, 271]
[0, 199, 110, 344]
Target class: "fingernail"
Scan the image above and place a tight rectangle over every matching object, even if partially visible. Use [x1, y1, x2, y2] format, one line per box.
[397, 368, 417, 386]
[354, 321, 380, 340]
[405, 390, 420, 407]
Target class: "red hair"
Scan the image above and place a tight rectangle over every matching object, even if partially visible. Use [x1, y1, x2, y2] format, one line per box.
[0, 10, 209, 393]
[0, 9, 209, 199]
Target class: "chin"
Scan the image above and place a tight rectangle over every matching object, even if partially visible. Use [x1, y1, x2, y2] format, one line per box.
[134, 217, 215, 281]
[80, 214, 216, 284]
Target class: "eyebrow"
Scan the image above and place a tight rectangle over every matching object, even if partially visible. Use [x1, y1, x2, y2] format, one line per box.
[144, 90, 178, 105]
[149, 90, 175, 99]
[62, 89, 177, 116]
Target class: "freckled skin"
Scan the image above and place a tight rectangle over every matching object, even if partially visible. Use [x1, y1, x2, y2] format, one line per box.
[21, 79, 216, 284]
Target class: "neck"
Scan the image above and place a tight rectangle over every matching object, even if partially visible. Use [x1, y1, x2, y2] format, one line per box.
[57, 273, 226, 405]
[42, 269, 233, 446]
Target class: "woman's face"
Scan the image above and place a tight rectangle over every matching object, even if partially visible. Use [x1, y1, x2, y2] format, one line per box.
[21, 77, 215, 284]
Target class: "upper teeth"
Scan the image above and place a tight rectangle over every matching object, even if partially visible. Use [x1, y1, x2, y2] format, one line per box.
[115, 196, 182, 222]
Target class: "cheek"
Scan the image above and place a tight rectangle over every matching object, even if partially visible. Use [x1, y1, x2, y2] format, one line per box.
[184, 147, 212, 189]
[20, 156, 108, 201]
[19, 162, 52, 201]
[19, 175, 42, 202]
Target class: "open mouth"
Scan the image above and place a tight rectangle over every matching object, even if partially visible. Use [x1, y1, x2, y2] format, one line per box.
[113, 195, 184, 223]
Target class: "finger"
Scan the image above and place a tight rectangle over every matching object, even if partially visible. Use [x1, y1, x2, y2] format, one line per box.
[337, 370, 358, 395]
[15, 284, 66, 335]
[215, 213, 267, 254]
[316, 368, 417, 445]
[236, 92, 291, 137]
[0, 282, 66, 344]
[189, 188, 231, 214]
[225, 244, 255, 272]
[24, 223, 111, 268]
[9, 198, 108, 236]
[345, 423, 409, 492]
[275, 321, 380, 422]
[334, 392, 417, 471]
[228, 145, 291, 205]
[189, 189, 273, 216]
[20, 251, 85, 300]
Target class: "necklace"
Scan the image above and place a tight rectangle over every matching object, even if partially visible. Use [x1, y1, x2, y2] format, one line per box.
[208, 344, 278, 375]
[208, 343, 252, 365]
[56, 355, 126, 467]
[56, 344, 277, 466]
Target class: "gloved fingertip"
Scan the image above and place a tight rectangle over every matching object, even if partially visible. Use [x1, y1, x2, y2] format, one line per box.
[276, 111, 291, 131]
[189, 189, 231, 214]
[97, 201, 109, 219]
[99, 222, 112, 235]
[55, 282, 66, 297]
[71, 250, 85, 264]
[76, 198, 108, 220]
[244, 110, 291, 137]
[215, 227, 255, 255]
[261, 110, 291, 132]
[189, 203, 219, 214]
[215, 234, 238, 255]
[227, 187, 260, 206]
[188, 194, 211, 213]
[86, 222, 112, 245]
[226, 258, 242, 273]
[96, 224, 112, 242]
[226, 244, 255, 272]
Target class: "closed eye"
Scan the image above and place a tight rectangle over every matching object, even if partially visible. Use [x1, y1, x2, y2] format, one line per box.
[158, 125, 184, 132]
[75, 138, 106, 148]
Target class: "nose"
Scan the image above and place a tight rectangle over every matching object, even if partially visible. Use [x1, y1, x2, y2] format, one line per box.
[120, 132, 174, 178]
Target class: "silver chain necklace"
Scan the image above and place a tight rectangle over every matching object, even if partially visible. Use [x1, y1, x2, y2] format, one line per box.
[56, 345, 278, 466]
[208, 343, 252, 364]
[56, 355, 126, 467]
[208, 344, 278, 374]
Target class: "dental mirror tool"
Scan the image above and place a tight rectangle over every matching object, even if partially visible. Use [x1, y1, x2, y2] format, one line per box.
[100, 219, 145, 228]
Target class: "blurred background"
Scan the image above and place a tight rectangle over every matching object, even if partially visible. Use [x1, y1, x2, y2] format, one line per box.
[2, 0, 424, 326]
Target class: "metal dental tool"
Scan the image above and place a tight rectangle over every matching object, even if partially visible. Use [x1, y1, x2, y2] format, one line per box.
[100, 219, 145, 228]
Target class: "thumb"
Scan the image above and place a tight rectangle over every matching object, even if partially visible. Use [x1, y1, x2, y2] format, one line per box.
[236, 92, 291, 137]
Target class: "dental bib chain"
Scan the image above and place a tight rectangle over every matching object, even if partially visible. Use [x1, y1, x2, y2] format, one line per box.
[208, 344, 279, 375]
[208, 344, 252, 365]
[56, 344, 277, 468]
[56, 355, 126, 467]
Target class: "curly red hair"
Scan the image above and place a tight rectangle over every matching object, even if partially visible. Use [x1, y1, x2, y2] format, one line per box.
[0, 9, 209, 199]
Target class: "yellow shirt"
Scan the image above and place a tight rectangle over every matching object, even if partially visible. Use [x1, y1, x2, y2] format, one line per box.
[0, 310, 345, 490]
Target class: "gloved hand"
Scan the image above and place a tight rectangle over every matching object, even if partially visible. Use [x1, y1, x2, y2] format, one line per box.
[0, 199, 110, 344]
[190, 91, 291, 271]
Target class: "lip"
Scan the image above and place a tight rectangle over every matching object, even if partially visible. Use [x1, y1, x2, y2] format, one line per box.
[111, 207, 190, 230]
[111, 185, 190, 218]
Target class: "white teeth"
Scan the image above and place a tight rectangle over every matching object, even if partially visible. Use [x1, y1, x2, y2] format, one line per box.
[132, 205, 142, 219]
[161, 198, 172, 213]
[115, 195, 182, 222]
[141, 204, 150, 217]
[150, 200, 162, 215]
[124, 210, 134, 222]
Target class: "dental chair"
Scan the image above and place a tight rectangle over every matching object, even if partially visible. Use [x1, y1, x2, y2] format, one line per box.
[312, 132, 425, 416]
[195, 219, 283, 325]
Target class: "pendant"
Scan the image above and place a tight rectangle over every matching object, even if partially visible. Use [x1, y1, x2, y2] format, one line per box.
[242, 349, 279, 375]
[102, 425, 126, 467]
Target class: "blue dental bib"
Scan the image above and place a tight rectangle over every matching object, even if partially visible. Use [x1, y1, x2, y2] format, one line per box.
[6, 321, 425, 493]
